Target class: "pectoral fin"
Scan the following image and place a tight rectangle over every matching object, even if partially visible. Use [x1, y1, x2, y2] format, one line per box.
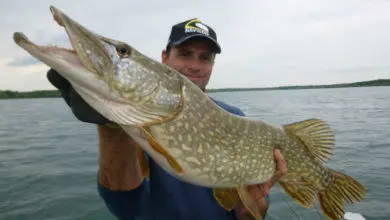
[213, 188, 240, 211]
[236, 185, 264, 220]
[141, 127, 184, 174]
[135, 144, 149, 178]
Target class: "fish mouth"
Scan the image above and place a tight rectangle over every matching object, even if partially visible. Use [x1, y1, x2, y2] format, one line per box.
[13, 5, 127, 122]
[13, 5, 113, 76]
[13, 32, 83, 68]
[13, 5, 184, 127]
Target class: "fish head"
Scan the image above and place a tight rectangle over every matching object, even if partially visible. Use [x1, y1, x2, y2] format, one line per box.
[13, 6, 185, 126]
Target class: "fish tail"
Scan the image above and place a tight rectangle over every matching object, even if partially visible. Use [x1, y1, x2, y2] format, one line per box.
[317, 170, 366, 220]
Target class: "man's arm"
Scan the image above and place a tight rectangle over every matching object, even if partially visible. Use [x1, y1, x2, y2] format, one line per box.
[97, 124, 144, 190]
[97, 124, 150, 220]
[46, 69, 149, 219]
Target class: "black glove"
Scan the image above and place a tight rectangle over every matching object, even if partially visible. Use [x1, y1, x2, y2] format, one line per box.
[47, 68, 111, 125]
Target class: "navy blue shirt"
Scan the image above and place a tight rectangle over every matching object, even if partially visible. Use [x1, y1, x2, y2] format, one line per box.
[97, 98, 269, 220]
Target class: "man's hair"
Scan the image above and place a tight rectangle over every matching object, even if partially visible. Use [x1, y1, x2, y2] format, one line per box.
[165, 37, 218, 59]
[165, 46, 172, 56]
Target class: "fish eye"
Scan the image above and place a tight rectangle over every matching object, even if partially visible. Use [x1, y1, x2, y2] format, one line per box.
[116, 44, 132, 57]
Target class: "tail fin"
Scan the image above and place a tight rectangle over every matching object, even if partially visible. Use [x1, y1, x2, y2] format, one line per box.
[318, 170, 366, 220]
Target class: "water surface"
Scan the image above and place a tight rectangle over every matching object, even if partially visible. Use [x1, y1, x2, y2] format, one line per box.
[1, 86, 389, 220]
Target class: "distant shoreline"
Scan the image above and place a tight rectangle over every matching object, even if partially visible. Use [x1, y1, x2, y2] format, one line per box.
[207, 79, 390, 93]
[1, 79, 389, 99]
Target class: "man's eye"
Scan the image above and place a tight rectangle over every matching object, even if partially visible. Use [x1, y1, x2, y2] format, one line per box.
[179, 52, 190, 57]
[201, 55, 212, 61]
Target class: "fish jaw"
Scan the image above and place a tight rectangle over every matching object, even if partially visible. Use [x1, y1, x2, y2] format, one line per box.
[49, 6, 116, 78]
[12, 31, 137, 126]
[13, 32, 114, 103]
[13, 6, 185, 126]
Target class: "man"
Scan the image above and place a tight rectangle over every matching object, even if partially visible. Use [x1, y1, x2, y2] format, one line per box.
[47, 18, 287, 220]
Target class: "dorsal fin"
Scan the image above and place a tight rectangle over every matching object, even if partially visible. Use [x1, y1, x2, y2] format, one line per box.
[283, 119, 335, 164]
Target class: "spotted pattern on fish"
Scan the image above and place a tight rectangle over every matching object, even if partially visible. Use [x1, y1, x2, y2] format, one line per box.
[150, 84, 288, 185]
[149, 81, 337, 188]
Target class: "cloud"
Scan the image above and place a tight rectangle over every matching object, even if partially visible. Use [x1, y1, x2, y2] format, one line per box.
[7, 56, 40, 67]
[1, 0, 390, 91]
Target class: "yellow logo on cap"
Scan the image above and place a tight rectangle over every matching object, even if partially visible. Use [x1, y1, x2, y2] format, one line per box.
[184, 18, 209, 35]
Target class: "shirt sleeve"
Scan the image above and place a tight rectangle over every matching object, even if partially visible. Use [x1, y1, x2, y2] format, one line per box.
[97, 175, 150, 220]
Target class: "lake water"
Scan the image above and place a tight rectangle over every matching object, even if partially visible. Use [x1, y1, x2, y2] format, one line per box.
[1, 87, 389, 220]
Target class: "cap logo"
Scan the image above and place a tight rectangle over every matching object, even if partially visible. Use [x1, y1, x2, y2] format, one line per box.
[184, 18, 209, 35]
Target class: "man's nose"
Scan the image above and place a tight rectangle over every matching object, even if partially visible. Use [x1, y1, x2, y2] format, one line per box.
[187, 58, 202, 72]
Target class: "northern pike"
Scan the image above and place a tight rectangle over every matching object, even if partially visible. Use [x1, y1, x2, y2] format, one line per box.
[13, 6, 366, 220]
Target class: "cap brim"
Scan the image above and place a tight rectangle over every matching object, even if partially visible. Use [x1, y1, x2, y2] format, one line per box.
[170, 34, 221, 54]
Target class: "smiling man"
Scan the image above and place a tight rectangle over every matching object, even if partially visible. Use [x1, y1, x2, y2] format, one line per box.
[162, 18, 219, 91]
[47, 18, 287, 220]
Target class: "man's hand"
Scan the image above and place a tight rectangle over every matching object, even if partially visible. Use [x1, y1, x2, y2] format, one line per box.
[235, 149, 287, 219]
[47, 68, 112, 125]
[46, 69, 145, 190]
[247, 149, 287, 198]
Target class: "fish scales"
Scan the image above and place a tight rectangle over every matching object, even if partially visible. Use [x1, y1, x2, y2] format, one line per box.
[149, 83, 286, 187]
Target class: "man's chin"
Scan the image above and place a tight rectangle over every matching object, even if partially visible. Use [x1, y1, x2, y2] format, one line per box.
[191, 80, 206, 90]
[181, 75, 208, 91]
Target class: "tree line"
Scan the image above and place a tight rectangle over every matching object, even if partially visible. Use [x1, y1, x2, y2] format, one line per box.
[1, 79, 389, 99]
[0, 90, 61, 99]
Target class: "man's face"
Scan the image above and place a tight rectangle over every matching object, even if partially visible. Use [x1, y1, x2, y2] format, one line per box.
[162, 39, 216, 91]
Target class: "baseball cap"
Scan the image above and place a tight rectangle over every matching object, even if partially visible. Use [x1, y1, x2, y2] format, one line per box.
[166, 18, 222, 54]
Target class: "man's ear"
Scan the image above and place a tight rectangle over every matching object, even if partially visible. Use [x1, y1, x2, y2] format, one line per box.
[161, 49, 168, 64]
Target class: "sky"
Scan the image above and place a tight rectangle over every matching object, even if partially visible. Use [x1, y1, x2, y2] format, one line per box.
[1, 0, 390, 91]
